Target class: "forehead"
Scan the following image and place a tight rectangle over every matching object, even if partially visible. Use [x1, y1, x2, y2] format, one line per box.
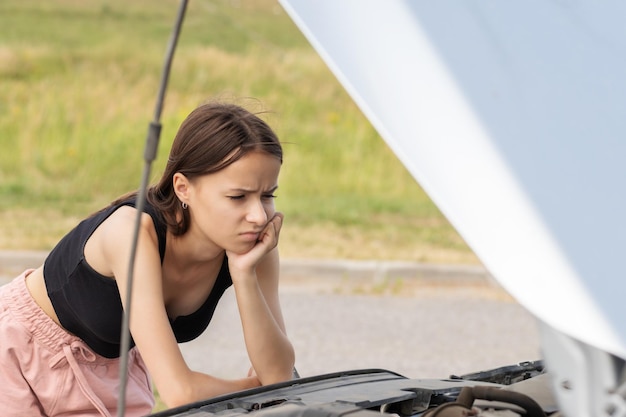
[196, 151, 281, 190]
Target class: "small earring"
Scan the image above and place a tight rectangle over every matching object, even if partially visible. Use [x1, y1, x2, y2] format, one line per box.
[181, 202, 188, 210]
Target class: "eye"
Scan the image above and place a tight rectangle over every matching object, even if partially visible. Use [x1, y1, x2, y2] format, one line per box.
[228, 195, 245, 200]
[262, 194, 277, 200]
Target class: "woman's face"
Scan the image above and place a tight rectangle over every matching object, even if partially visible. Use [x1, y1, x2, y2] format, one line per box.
[180, 151, 282, 254]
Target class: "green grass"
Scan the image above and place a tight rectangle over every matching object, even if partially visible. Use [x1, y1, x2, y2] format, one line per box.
[0, 0, 477, 264]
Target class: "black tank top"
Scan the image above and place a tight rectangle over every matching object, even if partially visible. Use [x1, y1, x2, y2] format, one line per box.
[43, 198, 232, 358]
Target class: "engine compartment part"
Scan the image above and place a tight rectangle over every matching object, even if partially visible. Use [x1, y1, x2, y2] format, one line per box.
[150, 363, 558, 417]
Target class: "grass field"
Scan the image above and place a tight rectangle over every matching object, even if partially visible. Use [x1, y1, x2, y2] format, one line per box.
[0, 0, 478, 264]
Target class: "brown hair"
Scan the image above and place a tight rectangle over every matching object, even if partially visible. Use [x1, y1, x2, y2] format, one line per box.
[150, 101, 282, 235]
[106, 101, 282, 235]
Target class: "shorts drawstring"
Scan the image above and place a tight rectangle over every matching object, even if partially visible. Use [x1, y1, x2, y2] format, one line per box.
[1, 271, 153, 417]
[49, 341, 112, 417]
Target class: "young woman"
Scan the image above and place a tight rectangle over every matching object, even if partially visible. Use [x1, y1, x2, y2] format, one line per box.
[0, 102, 295, 416]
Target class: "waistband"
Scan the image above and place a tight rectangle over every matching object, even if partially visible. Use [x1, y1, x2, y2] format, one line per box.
[1, 271, 116, 365]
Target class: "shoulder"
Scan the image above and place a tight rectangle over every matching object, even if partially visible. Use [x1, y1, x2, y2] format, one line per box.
[102, 205, 157, 239]
[86, 205, 161, 276]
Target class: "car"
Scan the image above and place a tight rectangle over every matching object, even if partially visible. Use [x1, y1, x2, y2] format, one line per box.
[269, 2, 626, 417]
[150, 362, 550, 417]
[114, 2, 624, 416]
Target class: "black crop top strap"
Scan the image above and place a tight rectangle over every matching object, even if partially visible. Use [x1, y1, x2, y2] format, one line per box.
[133, 198, 168, 262]
[43, 197, 232, 358]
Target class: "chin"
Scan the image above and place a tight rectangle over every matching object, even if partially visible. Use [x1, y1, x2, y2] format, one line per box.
[227, 242, 257, 255]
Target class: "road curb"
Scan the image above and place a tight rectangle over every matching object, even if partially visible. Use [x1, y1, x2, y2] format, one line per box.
[0, 250, 492, 287]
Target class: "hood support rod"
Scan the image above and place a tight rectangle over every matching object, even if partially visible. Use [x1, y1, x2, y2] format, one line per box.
[117, 1, 189, 415]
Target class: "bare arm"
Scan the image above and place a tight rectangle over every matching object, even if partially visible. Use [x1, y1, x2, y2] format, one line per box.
[227, 213, 296, 385]
[96, 207, 260, 407]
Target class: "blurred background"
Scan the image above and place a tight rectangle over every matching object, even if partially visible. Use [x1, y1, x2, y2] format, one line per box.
[0, 0, 479, 265]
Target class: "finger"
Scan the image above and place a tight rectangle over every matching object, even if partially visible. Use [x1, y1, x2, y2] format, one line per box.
[259, 214, 282, 246]
[270, 212, 284, 237]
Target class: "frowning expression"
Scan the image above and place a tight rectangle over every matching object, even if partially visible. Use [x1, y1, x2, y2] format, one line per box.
[177, 150, 282, 254]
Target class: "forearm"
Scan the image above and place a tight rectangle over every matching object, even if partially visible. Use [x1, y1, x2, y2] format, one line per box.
[163, 371, 261, 408]
[233, 277, 295, 384]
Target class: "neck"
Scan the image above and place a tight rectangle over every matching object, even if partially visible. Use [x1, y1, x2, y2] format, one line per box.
[166, 230, 224, 270]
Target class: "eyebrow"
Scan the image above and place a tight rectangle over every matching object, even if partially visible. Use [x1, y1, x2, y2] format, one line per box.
[229, 185, 279, 193]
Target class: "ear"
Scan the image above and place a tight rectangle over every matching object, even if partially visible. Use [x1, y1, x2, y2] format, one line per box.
[173, 172, 191, 203]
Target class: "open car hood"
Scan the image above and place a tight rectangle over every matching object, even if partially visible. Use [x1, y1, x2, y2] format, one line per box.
[276, 0, 626, 360]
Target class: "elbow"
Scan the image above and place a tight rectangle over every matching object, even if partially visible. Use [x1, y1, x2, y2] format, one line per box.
[158, 374, 201, 409]
[260, 371, 292, 387]
[276, 366, 298, 384]
[160, 384, 196, 410]
[260, 351, 296, 386]
[164, 397, 190, 410]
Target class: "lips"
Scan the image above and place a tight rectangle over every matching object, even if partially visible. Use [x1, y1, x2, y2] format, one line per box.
[240, 231, 261, 241]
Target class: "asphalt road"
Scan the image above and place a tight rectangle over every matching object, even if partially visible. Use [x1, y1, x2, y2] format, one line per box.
[1, 251, 541, 381]
[180, 269, 540, 381]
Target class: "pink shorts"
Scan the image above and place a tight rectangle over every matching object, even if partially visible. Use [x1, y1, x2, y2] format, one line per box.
[0, 270, 155, 417]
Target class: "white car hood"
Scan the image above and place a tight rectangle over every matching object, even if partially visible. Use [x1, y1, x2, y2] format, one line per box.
[278, 0, 626, 359]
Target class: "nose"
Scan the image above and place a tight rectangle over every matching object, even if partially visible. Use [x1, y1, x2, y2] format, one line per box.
[246, 198, 269, 226]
